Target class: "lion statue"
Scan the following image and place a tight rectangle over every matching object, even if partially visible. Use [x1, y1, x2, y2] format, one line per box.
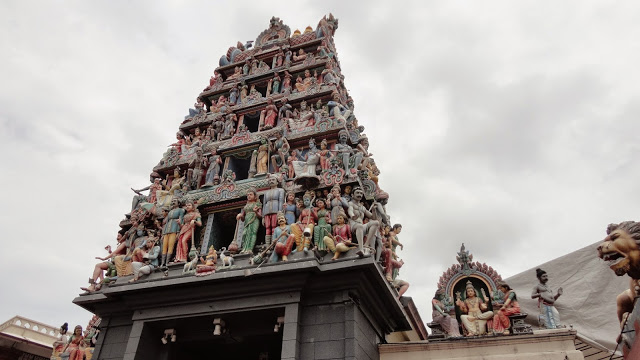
[598, 221, 640, 325]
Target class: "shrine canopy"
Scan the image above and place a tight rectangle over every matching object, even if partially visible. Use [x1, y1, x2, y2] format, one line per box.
[505, 241, 627, 351]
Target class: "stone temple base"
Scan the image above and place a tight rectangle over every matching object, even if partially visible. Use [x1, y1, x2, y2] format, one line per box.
[379, 329, 584, 360]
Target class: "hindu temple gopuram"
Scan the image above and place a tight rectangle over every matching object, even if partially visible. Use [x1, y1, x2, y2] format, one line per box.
[73, 15, 421, 360]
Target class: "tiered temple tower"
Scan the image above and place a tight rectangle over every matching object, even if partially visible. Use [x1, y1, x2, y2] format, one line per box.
[74, 15, 422, 360]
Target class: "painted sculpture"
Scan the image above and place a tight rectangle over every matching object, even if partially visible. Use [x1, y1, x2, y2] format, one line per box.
[456, 280, 494, 336]
[432, 290, 461, 337]
[84, 15, 411, 303]
[493, 281, 520, 334]
[531, 268, 563, 329]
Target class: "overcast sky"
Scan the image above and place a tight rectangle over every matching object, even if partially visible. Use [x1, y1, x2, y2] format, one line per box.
[1, 0, 639, 334]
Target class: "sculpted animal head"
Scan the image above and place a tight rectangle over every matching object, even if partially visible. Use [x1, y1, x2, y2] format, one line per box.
[598, 221, 640, 279]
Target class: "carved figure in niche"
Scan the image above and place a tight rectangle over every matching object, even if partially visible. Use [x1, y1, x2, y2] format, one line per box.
[287, 150, 297, 179]
[598, 221, 640, 327]
[334, 129, 362, 174]
[160, 198, 186, 267]
[321, 61, 339, 85]
[237, 188, 263, 254]
[271, 73, 281, 94]
[293, 48, 307, 62]
[211, 95, 228, 114]
[256, 139, 270, 175]
[187, 147, 205, 190]
[156, 167, 185, 208]
[282, 191, 299, 225]
[221, 113, 238, 140]
[228, 66, 242, 81]
[284, 49, 292, 67]
[291, 191, 317, 253]
[258, 60, 270, 72]
[269, 212, 295, 262]
[347, 186, 380, 257]
[531, 268, 563, 329]
[246, 87, 262, 103]
[327, 185, 349, 224]
[288, 100, 315, 132]
[240, 82, 249, 104]
[456, 280, 494, 336]
[229, 84, 239, 105]
[62, 325, 84, 360]
[262, 175, 286, 247]
[260, 98, 278, 131]
[319, 139, 331, 171]
[292, 138, 321, 178]
[493, 281, 521, 334]
[272, 49, 284, 68]
[433, 289, 461, 337]
[242, 58, 250, 75]
[270, 131, 290, 172]
[323, 210, 354, 261]
[278, 98, 294, 121]
[295, 69, 313, 92]
[204, 148, 223, 186]
[281, 71, 292, 94]
[250, 58, 259, 74]
[174, 200, 202, 263]
[211, 115, 223, 140]
[128, 236, 160, 282]
[313, 198, 332, 252]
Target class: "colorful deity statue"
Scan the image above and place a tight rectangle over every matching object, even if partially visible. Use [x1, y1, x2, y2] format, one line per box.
[291, 191, 317, 253]
[456, 281, 494, 336]
[270, 212, 295, 262]
[322, 211, 353, 260]
[532, 268, 563, 329]
[174, 200, 203, 263]
[262, 175, 286, 247]
[237, 188, 263, 254]
[347, 187, 380, 258]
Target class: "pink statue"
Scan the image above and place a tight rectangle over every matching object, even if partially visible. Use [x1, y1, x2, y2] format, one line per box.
[322, 211, 353, 260]
[259, 98, 278, 131]
[295, 69, 313, 92]
[282, 71, 292, 93]
[293, 48, 307, 62]
[174, 200, 203, 263]
[319, 139, 331, 171]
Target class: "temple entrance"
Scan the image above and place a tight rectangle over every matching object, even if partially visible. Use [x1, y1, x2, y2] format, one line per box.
[139, 309, 284, 360]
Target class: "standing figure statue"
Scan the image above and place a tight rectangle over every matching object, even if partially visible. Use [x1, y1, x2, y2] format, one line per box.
[187, 148, 205, 190]
[334, 129, 362, 174]
[313, 198, 332, 252]
[229, 83, 239, 105]
[493, 281, 521, 334]
[272, 73, 281, 94]
[282, 191, 299, 225]
[262, 175, 285, 247]
[531, 268, 563, 329]
[281, 70, 292, 94]
[204, 148, 223, 186]
[291, 191, 318, 253]
[237, 188, 263, 254]
[175, 200, 202, 263]
[160, 198, 185, 267]
[221, 113, 238, 140]
[327, 184, 349, 224]
[256, 139, 270, 175]
[347, 187, 380, 258]
[432, 290, 461, 338]
[260, 98, 279, 131]
[455, 281, 494, 336]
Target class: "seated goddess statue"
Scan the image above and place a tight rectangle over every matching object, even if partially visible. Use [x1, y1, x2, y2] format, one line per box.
[455, 280, 494, 336]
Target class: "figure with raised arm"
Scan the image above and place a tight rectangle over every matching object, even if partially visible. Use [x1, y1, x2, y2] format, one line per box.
[531, 268, 563, 329]
[456, 281, 494, 336]
[160, 198, 185, 267]
[175, 200, 202, 263]
[347, 187, 380, 258]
